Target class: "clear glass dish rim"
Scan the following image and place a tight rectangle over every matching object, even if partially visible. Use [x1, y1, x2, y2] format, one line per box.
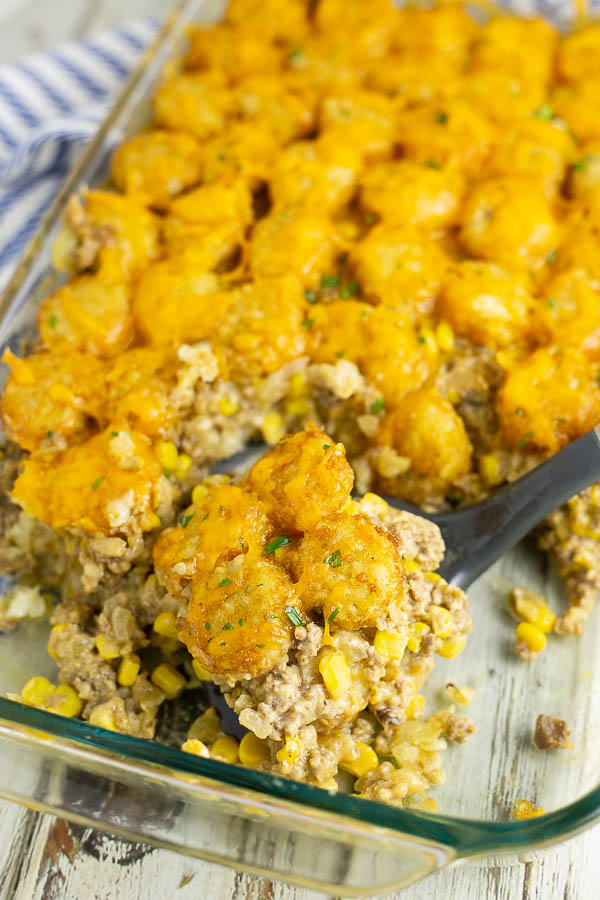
[0, 0, 599, 861]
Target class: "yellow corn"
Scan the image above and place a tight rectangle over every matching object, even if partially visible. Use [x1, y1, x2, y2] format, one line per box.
[181, 738, 209, 757]
[276, 735, 302, 764]
[445, 683, 474, 706]
[52, 684, 83, 718]
[153, 611, 179, 640]
[211, 735, 239, 764]
[261, 411, 285, 445]
[480, 453, 503, 487]
[437, 634, 466, 658]
[424, 572, 442, 583]
[21, 676, 54, 707]
[95, 634, 120, 660]
[341, 499, 360, 515]
[48, 383, 74, 405]
[373, 630, 408, 661]
[436, 321, 455, 353]
[239, 732, 271, 767]
[232, 332, 261, 350]
[175, 453, 192, 479]
[513, 799, 545, 820]
[142, 512, 161, 531]
[340, 742, 378, 778]
[516, 621, 546, 653]
[513, 595, 556, 634]
[192, 483, 209, 506]
[362, 492, 388, 517]
[405, 694, 424, 720]
[286, 398, 310, 417]
[155, 440, 178, 470]
[407, 622, 430, 652]
[118, 654, 141, 687]
[188, 707, 220, 744]
[151, 663, 187, 698]
[447, 389, 462, 405]
[429, 605, 453, 638]
[219, 395, 239, 416]
[192, 659, 213, 681]
[403, 560, 421, 574]
[289, 372, 308, 398]
[89, 705, 117, 731]
[319, 650, 351, 699]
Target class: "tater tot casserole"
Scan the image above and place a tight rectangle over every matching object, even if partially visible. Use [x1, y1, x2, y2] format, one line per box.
[2, 0, 600, 809]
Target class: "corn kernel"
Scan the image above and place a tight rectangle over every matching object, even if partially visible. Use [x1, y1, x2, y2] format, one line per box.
[480, 453, 503, 487]
[153, 611, 179, 640]
[211, 735, 239, 764]
[239, 732, 271, 767]
[261, 411, 285, 445]
[219, 395, 239, 417]
[445, 683, 474, 706]
[429, 605, 453, 638]
[424, 572, 442, 583]
[232, 332, 261, 350]
[95, 634, 120, 660]
[407, 622, 430, 652]
[447, 389, 462, 405]
[52, 684, 83, 718]
[286, 398, 310, 417]
[513, 594, 556, 634]
[48, 383, 75, 405]
[513, 799, 545, 820]
[340, 742, 378, 777]
[175, 453, 192, 479]
[151, 663, 187, 698]
[516, 621, 546, 653]
[155, 440, 178, 470]
[319, 650, 351, 699]
[47, 623, 67, 660]
[181, 738, 209, 757]
[362, 492, 388, 517]
[374, 630, 408, 661]
[21, 676, 54, 707]
[118, 653, 141, 687]
[342, 499, 360, 515]
[142, 512, 161, 531]
[405, 694, 424, 719]
[192, 483, 209, 506]
[188, 707, 220, 743]
[437, 634, 466, 658]
[89, 705, 117, 731]
[276, 735, 302, 764]
[289, 372, 308, 398]
[192, 659, 213, 681]
[436, 321, 455, 353]
[403, 560, 421, 574]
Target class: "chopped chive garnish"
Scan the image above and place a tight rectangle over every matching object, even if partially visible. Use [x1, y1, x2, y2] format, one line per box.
[435, 111, 448, 124]
[288, 46, 302, 61]
[181, 513, 194, 528]
[205, 622, 211, 631]
[47, 430, 53, 438]
[323, 443, 331, 449]
[305, 288, 318, 303]
[335, 350, 345, 358]
[202, 512, 209, 521]
[546, 249, 557, 265]
[48, 315, 57, 327]
[303, 318, 314, 330]
[555, 417, 567, 423]
[321, 274, 340, 288]
[324, 549, 343, 568]
[328, 608, 341, 625]
[266, 535, 291, 553]
[238, 618, 244, 627]
[515, 408, 524, 416]
[255, 643, 265, 649]
[223, 623, 234, 630]
[91, 476, 104, 491]
[348, 280, 359, 295]
[163, 469, 172, 478]
[370, 397, 385, 415]
[548, 299, 556, 309]
[425, 159, 441, 169]
[218, 578, 231, 587]
[285, 606, 304, 626]
[534, 103, 554, 120]
[111, 430, 119, 436]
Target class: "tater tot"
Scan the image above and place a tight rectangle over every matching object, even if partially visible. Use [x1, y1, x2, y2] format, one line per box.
[496, 347, 600, 453]
[267, 138, 361, 213]
[291, 513, 407, 631]
[179, 555, 295, 682]
[485, 117, 575, 198]
[249, 208, 339, 288]
[459, 177, 559, 271]
[38, 274, 133, 359]
[360, 161, 463, 232]
[437, 262, 535, 349]
[535, 269, 600, 356]
[397, 100, 494, 172]
[1, 347, 103, 451]
[104, 348, 177, 439]
[153, 73, 232, 140]
[110, 130, 203, 210]
[245, 426, 354, 533]
[557, 22, 600, 84]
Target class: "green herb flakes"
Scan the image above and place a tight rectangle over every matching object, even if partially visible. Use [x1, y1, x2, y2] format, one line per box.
[285, 606, 304, 626]
[321, 274, 340, 288]
[266, 535, 291, 553]
[324, 549, 343, 568]
[91, 476, 104, 491]
[181, 513, 194, 529]
[218, 578, 231, 587]
[305, 288, 318, 303]
[328, 608, 341, 625]
[370, 397, 385, 415]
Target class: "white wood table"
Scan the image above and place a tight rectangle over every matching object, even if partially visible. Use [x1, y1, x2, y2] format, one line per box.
[1, 1, 600, 896]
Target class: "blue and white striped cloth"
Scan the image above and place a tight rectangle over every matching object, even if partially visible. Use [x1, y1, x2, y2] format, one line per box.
[0, 18, 160, 289]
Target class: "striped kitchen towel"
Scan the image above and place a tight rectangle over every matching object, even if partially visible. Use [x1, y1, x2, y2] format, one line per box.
[0, 17, 160, 289]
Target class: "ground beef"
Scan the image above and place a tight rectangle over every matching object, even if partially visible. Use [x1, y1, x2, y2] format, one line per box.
[534, 713, 570, 749]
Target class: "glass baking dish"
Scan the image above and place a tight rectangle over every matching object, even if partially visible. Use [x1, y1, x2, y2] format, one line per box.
[1, 0, 600, 894]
